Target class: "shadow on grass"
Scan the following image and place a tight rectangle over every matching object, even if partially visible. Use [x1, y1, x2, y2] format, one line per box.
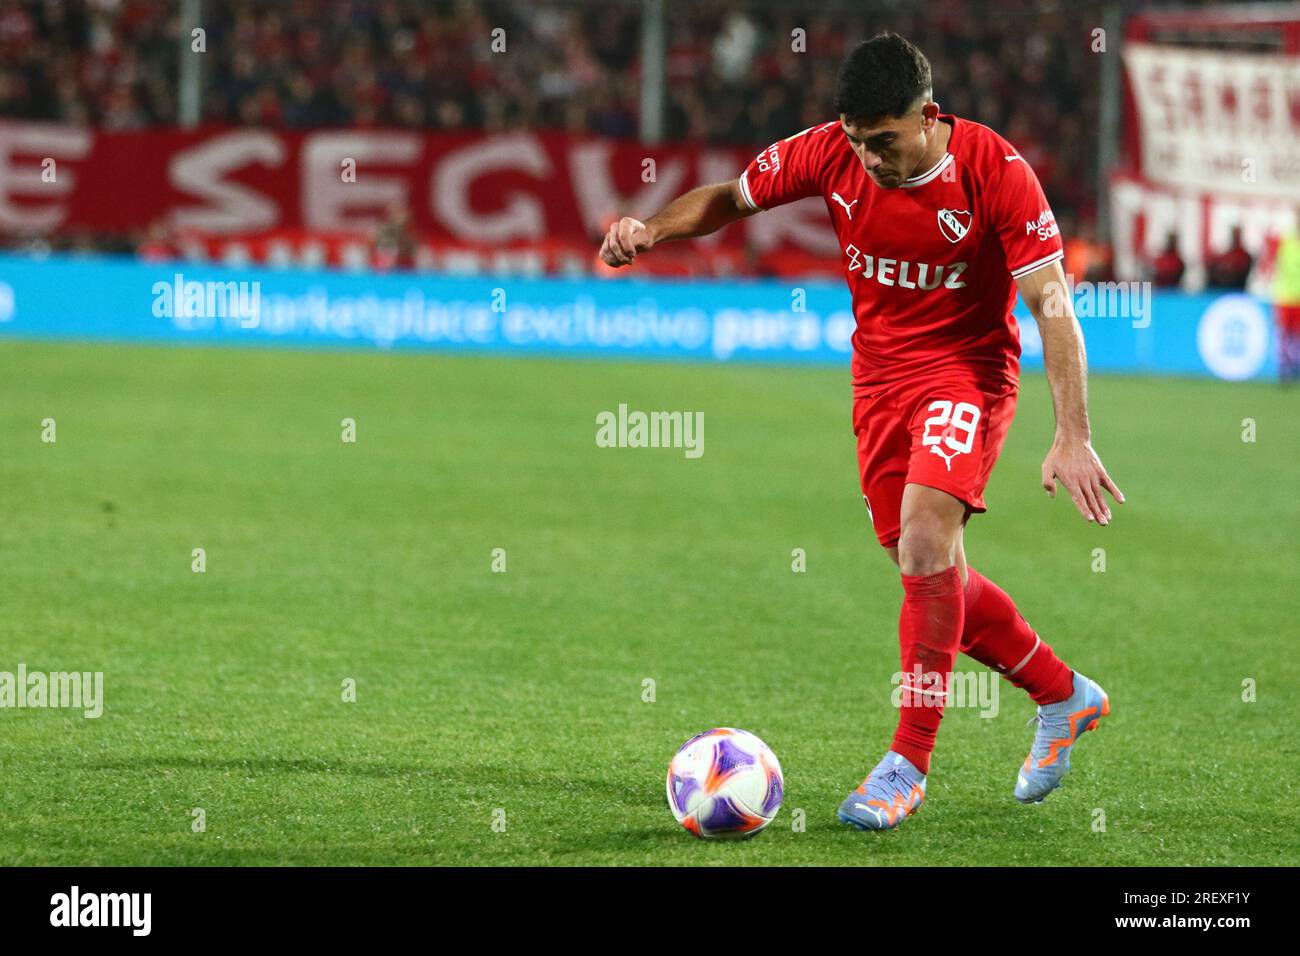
[84, 755, 658, 805]
[87, 755, 431, 778]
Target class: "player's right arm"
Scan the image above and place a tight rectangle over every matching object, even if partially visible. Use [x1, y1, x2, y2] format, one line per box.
[987, 148, 1125, 526]
[599, 181, 754, 268]
[599, 124, 830, 268]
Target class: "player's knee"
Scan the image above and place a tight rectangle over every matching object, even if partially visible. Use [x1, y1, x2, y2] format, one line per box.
[897, 516, 958, 577]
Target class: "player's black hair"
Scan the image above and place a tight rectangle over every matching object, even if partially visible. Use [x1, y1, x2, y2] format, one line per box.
[833, 32, 933, 123]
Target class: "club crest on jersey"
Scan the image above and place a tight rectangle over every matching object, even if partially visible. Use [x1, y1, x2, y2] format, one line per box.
[937, 208, 972, 244]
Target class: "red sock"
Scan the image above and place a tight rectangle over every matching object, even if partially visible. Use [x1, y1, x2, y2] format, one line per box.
[890, 566, 964, 775]
[959, 569, 1073, 705]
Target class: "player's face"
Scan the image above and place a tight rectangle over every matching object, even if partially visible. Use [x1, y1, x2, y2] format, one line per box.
[840, 108, 931, 189]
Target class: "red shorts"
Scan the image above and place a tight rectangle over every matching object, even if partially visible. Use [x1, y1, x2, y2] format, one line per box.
[853, 374, 1018, 548]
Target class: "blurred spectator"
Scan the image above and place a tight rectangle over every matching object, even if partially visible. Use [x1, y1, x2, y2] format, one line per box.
[1063, 218, 1114, 284]
[1207, 226, 1253, 290]
[373, 201, 418, 271]
[137, 218, 177, 262]
[1272, 212, 1300, 385]
[1151, 233, 1185, 289]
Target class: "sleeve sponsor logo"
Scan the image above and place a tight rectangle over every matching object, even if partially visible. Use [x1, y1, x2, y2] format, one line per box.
[1025, 209, 1059, 241]
[754, 142, 781, 175]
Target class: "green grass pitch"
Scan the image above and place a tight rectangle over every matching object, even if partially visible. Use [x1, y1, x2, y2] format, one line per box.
[1, 338, 1297, 866]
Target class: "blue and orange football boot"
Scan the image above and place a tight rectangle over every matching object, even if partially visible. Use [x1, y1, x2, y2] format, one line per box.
[837, 751, 926, 830]
[1015, 671, 1110, 804]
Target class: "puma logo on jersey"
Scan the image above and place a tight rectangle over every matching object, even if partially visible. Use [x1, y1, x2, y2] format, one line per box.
[929, 445, 962, 471]
[1005, 153, 1024, 163]
[843, 245, 968, 290]
[831, 192, 858, 219]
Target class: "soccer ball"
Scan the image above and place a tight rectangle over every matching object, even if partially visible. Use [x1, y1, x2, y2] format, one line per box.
[666, 728, 784, 839]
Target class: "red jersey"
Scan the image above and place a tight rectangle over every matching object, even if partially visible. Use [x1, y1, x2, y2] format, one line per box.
[739, 115, 1063, 391]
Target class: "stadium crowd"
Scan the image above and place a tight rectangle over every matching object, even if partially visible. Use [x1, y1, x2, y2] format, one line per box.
[7, 0, 1242, 279]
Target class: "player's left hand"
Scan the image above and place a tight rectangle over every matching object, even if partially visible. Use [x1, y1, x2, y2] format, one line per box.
[1041, 437, 1124, 526]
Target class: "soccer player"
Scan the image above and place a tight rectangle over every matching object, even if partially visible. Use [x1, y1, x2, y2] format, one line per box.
[599, 33, 1123, 829]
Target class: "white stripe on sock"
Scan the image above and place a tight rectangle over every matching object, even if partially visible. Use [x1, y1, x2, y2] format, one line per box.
[1005, 636, 1041, 677]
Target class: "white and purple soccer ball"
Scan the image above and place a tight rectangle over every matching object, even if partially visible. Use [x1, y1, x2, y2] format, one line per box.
[666, 728, 784, 839]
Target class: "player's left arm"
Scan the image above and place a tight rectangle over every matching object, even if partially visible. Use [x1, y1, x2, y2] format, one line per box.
[1016, 261, 1125, 526]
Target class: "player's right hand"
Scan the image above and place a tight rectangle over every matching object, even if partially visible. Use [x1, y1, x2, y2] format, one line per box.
[1041, 437, 1124, 526]
[599, 217, 652, 267]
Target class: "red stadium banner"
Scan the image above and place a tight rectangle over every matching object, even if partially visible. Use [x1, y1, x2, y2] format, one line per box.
[0, 122, 837, 260]
[1111, 9, 1300, 286]
[1122, 42, 1300, 198]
